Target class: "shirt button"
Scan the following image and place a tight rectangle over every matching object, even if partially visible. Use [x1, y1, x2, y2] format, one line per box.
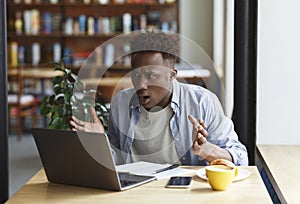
[175, 138, 179, 141]
[182, 157, 186, 160]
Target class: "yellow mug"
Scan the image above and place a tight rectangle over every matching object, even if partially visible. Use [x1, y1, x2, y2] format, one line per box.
[205, 165, 239, 191]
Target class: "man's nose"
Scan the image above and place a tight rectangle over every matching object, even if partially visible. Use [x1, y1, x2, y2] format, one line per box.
[137, 75, 148, 90]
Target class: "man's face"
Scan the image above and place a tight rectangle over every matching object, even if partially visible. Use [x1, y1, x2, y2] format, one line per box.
[131, 52, 177, 111]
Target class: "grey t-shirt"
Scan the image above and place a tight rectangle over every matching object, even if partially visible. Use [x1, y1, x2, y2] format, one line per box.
[131, 105, 180, 164]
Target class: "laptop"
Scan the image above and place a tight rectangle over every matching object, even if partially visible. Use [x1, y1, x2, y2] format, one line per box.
[31, 128, 155, 191]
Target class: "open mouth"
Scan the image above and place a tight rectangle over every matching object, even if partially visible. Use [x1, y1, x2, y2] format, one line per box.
[138, 95, 151, 105]
[142, 95, 150, 100]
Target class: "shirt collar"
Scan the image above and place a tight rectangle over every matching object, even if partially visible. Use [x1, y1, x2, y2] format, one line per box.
[170, 79, 180, 110]
[129, 91, 141, 112]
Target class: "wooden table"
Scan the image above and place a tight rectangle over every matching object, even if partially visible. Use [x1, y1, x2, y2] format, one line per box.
[6, 166, 271, 204]
[256, 145, 300, 204]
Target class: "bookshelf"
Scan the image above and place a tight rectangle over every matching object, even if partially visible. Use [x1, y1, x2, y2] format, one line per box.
[7, 0, 179, 77]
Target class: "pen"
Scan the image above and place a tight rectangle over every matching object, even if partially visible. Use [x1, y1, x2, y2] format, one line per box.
[153, 164, 180, 174]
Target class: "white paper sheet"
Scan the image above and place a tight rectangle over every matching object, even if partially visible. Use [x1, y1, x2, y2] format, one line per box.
[116, 161, 195, 180]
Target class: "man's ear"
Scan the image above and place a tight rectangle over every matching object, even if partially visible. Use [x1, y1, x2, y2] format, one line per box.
[170, 69, 177, 79]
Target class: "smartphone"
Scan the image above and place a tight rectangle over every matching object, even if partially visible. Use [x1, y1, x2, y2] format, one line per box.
[165, 176, 192, 188]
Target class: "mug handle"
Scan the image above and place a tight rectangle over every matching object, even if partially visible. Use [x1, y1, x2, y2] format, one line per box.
[234, 167, 239, 178]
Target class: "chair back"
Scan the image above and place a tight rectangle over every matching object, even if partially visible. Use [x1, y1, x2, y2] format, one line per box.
[7, 67, 38, 139]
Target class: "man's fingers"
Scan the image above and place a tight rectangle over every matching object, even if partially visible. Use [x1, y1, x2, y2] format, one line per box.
[194, 132, 206, 145]
[70, 120, 75, 127]
[198, 119, 208, 137]
[198, 135, 206, 144]
[70, 120, 78, 129]
[89, 106, 98, 121]
[188, 115, 202, 130]
[70, 116, 86, 131]
[188, 114, 197, 125]
[199, 119, 207, 129]
[198, 125, 207, 138]
[193, 135, 206, 151]
[71, 116, 83, 125]
[188, 115, 206, 132]
[193, 132, 204, 144]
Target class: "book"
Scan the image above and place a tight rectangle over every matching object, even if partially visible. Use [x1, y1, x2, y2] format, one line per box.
[87, 17, 95, 35]
[31, 9, 40, 35]
[123, 13, 132, 33]
[51, 13, 61, 34]
[104, 43, 114, 67]
[32, 43, 41, 66]
[64, 18, 73, 35]
[15, 11, 23, 35]
[53, 43, 61, 63]
[78, 15, 86, 34]
[18, 46, 25, 65]
[44, 12, 52, 34]
[10, 42, 18, 66]
[23, 10, 32, 35]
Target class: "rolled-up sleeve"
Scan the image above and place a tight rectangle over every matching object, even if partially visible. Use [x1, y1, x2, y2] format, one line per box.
[226, 145, 248, 166]
[205, 92, 249, 166]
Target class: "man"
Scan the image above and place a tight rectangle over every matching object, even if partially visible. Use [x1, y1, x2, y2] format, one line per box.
[70, 31, 248, 166]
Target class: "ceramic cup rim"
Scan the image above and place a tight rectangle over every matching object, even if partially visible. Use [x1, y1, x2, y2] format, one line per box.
[205, 165, 235, 172]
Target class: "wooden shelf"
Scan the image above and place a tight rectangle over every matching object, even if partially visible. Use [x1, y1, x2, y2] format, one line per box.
[7, 2, 64, 7]
[7, 2, 176, 7]
[7, 32, 131, 38]
[7, 0, 179, 72]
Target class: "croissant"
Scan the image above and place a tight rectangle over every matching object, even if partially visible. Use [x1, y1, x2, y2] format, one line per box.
[209, 159, 235, 168]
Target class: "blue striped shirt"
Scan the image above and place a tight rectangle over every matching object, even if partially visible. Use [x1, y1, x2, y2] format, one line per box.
[107, 80, 248, 166]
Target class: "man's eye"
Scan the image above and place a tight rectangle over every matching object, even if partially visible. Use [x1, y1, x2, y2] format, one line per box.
[132, 72, 141, 78]
[145, 73, 156, 79]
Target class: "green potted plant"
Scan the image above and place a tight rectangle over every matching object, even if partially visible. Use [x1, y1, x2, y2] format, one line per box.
[40, 61, 110, 130]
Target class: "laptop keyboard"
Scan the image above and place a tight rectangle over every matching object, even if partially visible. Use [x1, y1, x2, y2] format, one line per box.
[118, 173, 154, 188]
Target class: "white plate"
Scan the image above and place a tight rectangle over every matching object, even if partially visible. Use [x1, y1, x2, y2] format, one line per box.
[195, 168, 251, 182]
